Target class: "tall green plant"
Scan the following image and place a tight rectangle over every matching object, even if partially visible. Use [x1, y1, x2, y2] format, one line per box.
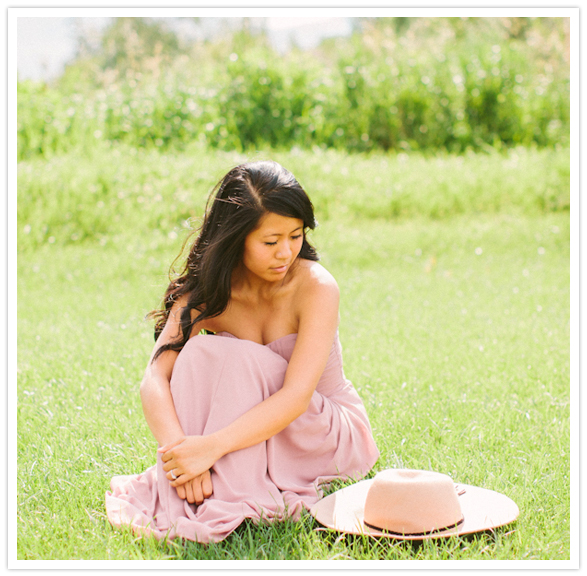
[17, 17, 570, 161]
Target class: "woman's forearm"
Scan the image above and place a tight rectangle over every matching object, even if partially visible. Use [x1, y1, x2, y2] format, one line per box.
[140, 376, 185, 447]
[210, 387, 309, 459]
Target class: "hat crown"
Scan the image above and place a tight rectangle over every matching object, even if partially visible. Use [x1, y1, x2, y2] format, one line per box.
[363, 469, 463, 535]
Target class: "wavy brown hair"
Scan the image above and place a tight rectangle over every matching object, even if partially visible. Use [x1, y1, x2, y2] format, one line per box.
[149, 160, 318, 361]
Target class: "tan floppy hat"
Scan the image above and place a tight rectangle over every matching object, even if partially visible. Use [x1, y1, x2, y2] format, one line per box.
[310, 469, 519, 540]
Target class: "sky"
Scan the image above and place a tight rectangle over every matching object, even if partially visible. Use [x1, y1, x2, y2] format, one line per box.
[17, 16, 354, 81]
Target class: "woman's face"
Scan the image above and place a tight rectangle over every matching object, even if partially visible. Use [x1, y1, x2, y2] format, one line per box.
[242, 212, 304, 283]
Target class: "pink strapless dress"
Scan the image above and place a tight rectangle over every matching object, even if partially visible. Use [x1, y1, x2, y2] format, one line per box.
[105, 331, 379, 543]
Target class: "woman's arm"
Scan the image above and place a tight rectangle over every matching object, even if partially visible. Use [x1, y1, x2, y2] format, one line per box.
[140, 295, 192, 448]
[141, 296, 214, 502]
[160, 269, 340, 487]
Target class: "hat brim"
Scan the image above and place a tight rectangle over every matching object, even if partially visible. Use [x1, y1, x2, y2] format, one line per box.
[310, 479, 519, 540]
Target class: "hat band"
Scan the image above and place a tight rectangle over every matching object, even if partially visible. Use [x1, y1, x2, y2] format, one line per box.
[363, 515, 465, 537]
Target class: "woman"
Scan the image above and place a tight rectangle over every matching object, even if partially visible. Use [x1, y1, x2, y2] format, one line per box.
[106, 160, 379, 543]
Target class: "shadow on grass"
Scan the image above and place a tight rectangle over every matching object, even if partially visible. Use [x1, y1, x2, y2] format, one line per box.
[314, 521, 520, 560]
[131, 512, 519, 561]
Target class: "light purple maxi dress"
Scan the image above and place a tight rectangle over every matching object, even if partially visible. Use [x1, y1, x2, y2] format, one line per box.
[105, 331, 379, 543]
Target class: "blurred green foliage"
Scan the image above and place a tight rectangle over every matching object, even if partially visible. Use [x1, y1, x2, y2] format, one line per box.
[17, 144, 569, 250]
[17, 17, 570, 160]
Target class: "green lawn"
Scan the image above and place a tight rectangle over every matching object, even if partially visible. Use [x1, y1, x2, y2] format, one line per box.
[17, 147, 570, 561]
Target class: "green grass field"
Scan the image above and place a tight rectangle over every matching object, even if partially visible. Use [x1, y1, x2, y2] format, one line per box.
[17, 146, 570, 560]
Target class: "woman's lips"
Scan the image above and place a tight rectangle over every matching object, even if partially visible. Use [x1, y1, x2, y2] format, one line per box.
[271, 264, 288, 273]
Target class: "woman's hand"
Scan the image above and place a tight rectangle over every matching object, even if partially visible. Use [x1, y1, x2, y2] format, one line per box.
[158, 435, 223, 488]
[174, 470, 214, 504]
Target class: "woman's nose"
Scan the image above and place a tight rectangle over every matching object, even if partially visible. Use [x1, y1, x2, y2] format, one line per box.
[276, 242, 291, 259]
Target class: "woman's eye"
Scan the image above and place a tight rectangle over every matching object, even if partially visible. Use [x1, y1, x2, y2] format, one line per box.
[264, 235, 301, 246]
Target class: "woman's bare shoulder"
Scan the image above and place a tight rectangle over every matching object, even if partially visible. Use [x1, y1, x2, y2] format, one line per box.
[295, 259, 339, 298]
[292, 260, 340, 339]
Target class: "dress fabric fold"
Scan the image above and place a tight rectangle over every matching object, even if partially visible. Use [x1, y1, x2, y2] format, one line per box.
[105, 332, 379, 543]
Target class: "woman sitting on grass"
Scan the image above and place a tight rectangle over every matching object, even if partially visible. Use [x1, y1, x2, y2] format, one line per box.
[105, 160, 379, 543]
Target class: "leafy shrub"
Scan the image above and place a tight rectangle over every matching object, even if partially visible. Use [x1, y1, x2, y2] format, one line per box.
[17, 17, 570, 161]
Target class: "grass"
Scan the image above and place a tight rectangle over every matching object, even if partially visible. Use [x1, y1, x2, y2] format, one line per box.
[17, 144, 569, 250]
[16, 147, 570, 561]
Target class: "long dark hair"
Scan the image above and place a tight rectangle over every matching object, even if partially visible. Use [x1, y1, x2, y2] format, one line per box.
[149, 160, 319, 361]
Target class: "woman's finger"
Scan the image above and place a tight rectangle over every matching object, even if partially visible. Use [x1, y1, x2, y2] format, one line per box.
[202, 471, 213, 499]
[192, 478, 204, 504]
[166, 470, 177, 482]
[157, 438, 183, 454]
[160, 448, 180, 464]
[176, 484, 187, 500]
[185, 480, 195, 504]
[171, 472, 190, 487]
